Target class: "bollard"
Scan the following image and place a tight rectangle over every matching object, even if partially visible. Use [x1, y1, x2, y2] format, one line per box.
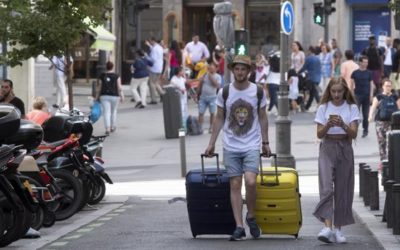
[369, 170, 379, 210]
[363, 167, 371, 206]
[359, 163, 367, 197]
[392, 183, 400, 235]
[381, 160, 389, 186]
[179, 128, 187, 177]
[387, 130, 400, 181]
[384, 180, 396, 228]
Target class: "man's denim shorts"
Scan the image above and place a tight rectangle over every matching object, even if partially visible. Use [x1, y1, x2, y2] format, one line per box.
[198, 96, 217, 115]
[223, 149, 260, 177]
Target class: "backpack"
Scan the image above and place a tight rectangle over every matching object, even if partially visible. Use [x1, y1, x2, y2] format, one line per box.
[377, 95, 398, 121]
[222, 83, 264, 119]
[186, 115, 203, 136]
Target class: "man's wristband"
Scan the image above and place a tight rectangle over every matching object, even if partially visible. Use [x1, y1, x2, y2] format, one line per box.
[262, 141, 269, 145]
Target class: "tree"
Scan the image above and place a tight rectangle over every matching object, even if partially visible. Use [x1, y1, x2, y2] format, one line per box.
[0, 0, 112, 109]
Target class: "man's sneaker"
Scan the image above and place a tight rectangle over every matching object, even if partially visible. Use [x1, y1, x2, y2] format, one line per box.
[334, 229, 347, 244]
[229, 227, 246, 241]
[246, 214, 261, 239]
[317, 227, 334, 243]
[362, 131, 368, 138]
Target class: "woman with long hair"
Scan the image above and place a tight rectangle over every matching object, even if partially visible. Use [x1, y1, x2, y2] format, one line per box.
[314, 77, 359, 244]
[169, 40, 183, 79]
[368, 78, 400, 167]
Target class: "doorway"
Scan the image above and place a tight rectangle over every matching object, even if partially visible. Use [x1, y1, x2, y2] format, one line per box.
[183, 7, 216, 51]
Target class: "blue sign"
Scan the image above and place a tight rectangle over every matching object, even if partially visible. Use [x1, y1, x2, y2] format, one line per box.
[352, 8, 390, 54]
[281, 1, 294, 35]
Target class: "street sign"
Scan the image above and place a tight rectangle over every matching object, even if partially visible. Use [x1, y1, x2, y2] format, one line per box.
[281, 1, 294, 35]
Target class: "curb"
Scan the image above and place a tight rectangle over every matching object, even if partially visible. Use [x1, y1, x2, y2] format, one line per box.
[10, 195, 129, 250]
[353, 196, 400, 250]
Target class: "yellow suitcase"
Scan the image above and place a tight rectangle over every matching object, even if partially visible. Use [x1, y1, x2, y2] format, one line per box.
[255, 154, 302, 238]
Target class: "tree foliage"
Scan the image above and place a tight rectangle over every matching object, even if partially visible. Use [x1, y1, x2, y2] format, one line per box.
[0, 0, 112, 67]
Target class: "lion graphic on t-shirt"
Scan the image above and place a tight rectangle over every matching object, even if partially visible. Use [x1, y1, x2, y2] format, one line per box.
[228, 98, 254, 136]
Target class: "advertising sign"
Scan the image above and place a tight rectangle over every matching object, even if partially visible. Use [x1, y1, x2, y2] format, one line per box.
[352, 8, 390, 54]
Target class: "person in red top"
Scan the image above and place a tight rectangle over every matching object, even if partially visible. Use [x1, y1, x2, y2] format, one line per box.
[169, 40, 182, 80]
[26, 96, 51, 125]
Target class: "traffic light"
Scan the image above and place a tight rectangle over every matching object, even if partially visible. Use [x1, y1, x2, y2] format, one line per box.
[134, 0, 149, 12]
[324, 0, 336, 15]
[234, 29, 248, 56]
[313, 3, 324, 26]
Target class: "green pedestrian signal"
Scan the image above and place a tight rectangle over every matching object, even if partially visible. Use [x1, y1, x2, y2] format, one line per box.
[313, 2, 324, 26]
[234, 29, 248, 56]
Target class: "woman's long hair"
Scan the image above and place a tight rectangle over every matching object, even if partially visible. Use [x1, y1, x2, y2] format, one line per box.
[320, 77, 357, 105]
[170, 40, 182, 66]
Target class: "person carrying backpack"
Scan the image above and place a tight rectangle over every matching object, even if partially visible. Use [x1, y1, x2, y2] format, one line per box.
[368, 78, 400, 166]
[204, 55, 271, 241]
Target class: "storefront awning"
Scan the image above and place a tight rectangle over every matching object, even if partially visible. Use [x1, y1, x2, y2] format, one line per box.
[88, 25, 116, 51]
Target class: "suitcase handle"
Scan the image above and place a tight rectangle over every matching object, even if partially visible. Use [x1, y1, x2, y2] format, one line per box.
[259, 153, 279, 186]
[200, 153, 221, 184]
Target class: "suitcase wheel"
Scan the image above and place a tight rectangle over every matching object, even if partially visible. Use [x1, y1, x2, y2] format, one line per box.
[294, 234, 298, 239]
[192, 233, 197, 238]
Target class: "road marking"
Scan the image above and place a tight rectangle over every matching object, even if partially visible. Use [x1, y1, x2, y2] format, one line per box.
[107, 213, 120, 216]
[63, 234, 82, 240]
[76, 228, 94, 233]
[114, 208, 126, 212]
[122, 204, 133, 208]
[49, 241, 68, 247]
[88, 222, 104, 227]
[97, 217, 112, 221]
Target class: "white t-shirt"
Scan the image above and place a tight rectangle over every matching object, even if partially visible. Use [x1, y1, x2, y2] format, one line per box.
[255, 65, 269, 84]
[267, 72, 280, 85]
[184, 41, 210, 64]
[288, 76, 299, 100]
[216, 83, 267, 152]
[148, 43, 164, 74]
[314, 101, 360, 135]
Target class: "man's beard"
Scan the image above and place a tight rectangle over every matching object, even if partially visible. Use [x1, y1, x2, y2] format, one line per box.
[234, 75, 247, 83]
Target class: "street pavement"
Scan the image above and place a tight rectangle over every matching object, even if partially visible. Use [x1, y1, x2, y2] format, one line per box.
[7, 84, 400, 249]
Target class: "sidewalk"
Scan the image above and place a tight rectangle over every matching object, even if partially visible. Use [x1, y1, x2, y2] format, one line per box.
[49, 84, 399, 248]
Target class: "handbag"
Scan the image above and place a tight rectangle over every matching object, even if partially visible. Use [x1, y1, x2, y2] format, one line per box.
[90, 101, 102, 123]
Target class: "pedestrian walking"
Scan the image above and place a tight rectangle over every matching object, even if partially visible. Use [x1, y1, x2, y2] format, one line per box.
[383, 37, 395, 78]
[204, 55, 271, 241]
[169, 40, 183, 80]
[197, 61, 221, 133]
[255, 53, 269, 96]
[267, 53, 280, 114]
[146, 37, 165, 104]
[340, 50, 359, 91]
[291, 41, 305, 73]
[95, 61, 124, 135]
[301, 46, 322, 111]
[314, 77, 360, 244]
[351, 56, 374, 138]
[390, 39, 400, 95]
[130, 49, 153, 109]
[169, 67, 197, 129]
[26, 96, 51, 125]
[49, 55, 73, 107]
[0, 79, 25, 117]
[319, 43, 334, 93]
[184, 34, 210, 79]
[362, 35, 384, 93]
[288, 69, 299, 113]
[331, 38, 343, 77]
[368, 79, 400, 165]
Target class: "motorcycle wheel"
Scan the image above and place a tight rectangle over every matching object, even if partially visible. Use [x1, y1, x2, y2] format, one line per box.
[23, 177, 44, 231]
[51, 169, 84, 221]
[42, 210, 56, 228]
[78, 177, 92, 211]
[0, 193, 31, 247]
[0, 206, 5, 241]
[88, 175, 106, 205]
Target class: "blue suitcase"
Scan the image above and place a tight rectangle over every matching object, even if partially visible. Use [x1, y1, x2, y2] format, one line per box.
[185, 154, 236, 237]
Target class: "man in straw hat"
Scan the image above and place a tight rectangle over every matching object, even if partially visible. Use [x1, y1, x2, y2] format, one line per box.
[205, 55, 271, 241]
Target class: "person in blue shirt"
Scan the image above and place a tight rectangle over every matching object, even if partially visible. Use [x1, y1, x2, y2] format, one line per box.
[300, 46, 322, 111]
[130, 49, 153, 108]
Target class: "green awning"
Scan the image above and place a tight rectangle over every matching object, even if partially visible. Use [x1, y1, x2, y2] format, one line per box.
[88, 25, 116, 51]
